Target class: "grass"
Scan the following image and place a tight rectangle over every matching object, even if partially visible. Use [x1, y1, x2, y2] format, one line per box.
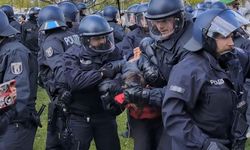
[33, 87, 250, 150]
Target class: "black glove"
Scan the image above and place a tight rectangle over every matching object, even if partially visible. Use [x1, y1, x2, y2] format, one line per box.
[59, 90, 72, 105]
[202, 139, 229, 150]
[100, 92, 124, 116]
[124, 86, 150, 105]
[98, 79, 122, 96]
[100, 64, 116, 79]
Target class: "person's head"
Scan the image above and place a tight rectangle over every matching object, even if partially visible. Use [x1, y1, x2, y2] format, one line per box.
[78, 15, 115, 53]
[124, 4, 139, 27]
[184, 9, 249, 56]
[77, 2, 87, 16]
[103, 6, 119, 22]
[0, 9, 19, 41]
[145, 0, 185, 41]
[58, 1, 79, 28]
[135, 3, 148, 29]
[0, 5, 14, 20]
[18, 14, 26, 24]
[38, 5, 67, 32]
[28, 7, 40, 20]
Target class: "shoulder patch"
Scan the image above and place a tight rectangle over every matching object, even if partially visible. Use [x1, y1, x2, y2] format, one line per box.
[169, 85, 185, 94]
[45, 47, 53, 57]
[11, 62, 23, 75]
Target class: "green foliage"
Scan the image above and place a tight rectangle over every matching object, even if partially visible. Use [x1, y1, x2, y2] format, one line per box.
[185, 0, 203, 5]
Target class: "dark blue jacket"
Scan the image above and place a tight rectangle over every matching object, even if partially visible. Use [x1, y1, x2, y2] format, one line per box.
[21, 19, 39, 54]
[117, 27, 149, 57]
[0, 38, 38, 119]
[162, 49, 250, 150]
[38, 29, 80, 96]
[64, 45, 123, 114]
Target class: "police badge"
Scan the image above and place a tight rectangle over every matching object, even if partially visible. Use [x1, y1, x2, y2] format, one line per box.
[11, 62, 23, 75]
[45, 47, 54, 57]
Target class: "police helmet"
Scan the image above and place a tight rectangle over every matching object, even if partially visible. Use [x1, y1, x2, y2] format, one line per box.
[79, 15, 114, 53]
[192, 2, 207, 19]
[38, 5, 66, 31]
[135, 3, 148, 28]
[58, 1, 79, 23]
[145, 0, 185, 41]
[211, 1, 227, 10]
[77, 2, 87, 11]
[145, 0, 184, 19]
[184, 9, 250, 51]
[0, 10, 19, 37]
[29, 7, 40, 17]
[103, 6, 118, 21]
[0, 5, 14, 19]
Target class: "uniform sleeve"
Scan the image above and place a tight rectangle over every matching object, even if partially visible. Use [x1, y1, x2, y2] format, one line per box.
[162, 64, 208, 149]
[3, 49, 32, 114]
[116, 34, 134, 56]
[42, 38, 67, 89]
[64, 49, 103, 91]
[114, 25, 125, 43]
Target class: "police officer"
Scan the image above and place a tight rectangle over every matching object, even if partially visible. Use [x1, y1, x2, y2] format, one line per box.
[58, 1, 80, 33]
[103, 6, 125, 43]
[122, 0, 193, 149]
[37, 5, 80, 150]
[77, 2, 87, 21]
[124, 3, 139, 31]
[64, 15, 122, 150]
[162, 9, 250, 150]
[0, 10, 38, 150]
[0, 5, 21, 32]
[117, 3, 149, 57]
[21, 7, 40, 56]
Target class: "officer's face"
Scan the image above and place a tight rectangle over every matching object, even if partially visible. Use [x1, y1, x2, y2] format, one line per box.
[154, 17, 175, 39]
[89, 36, 107, 49]
[140, 16, 148, 28]
[215, 33, 234, 54]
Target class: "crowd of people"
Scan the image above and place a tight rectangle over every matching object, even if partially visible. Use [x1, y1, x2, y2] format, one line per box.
[0, 0, 250, 150]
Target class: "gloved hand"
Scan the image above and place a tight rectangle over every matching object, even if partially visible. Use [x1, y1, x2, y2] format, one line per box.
[100, 92, 124, 116]
[124, 86, 150, 105]
[100, 63, 116, 79]
[59, 90, 72, 105]
[98, 79, 122, 96]
[202, 139, 229, 150]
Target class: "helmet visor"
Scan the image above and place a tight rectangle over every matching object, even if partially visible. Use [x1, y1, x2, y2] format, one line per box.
[147, 16, 175, 41]
[81, 32, 115, 53]
[124, 12, 136, 27]
[207, 10, 249, 38]
[135, 12, 148, 28]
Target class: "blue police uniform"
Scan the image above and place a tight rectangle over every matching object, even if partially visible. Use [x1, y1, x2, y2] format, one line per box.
[117, 27, 149, 56]
[123, 13, 193, 150]
[162, 49, 250, 150]
[21, 18, 39, 55]
[9, 18, 21, 32]
[38, 29, 80, 150]
[0, 38, 38, 150]
[63, 44, 123, 150]
[108, 21, 125, 43]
